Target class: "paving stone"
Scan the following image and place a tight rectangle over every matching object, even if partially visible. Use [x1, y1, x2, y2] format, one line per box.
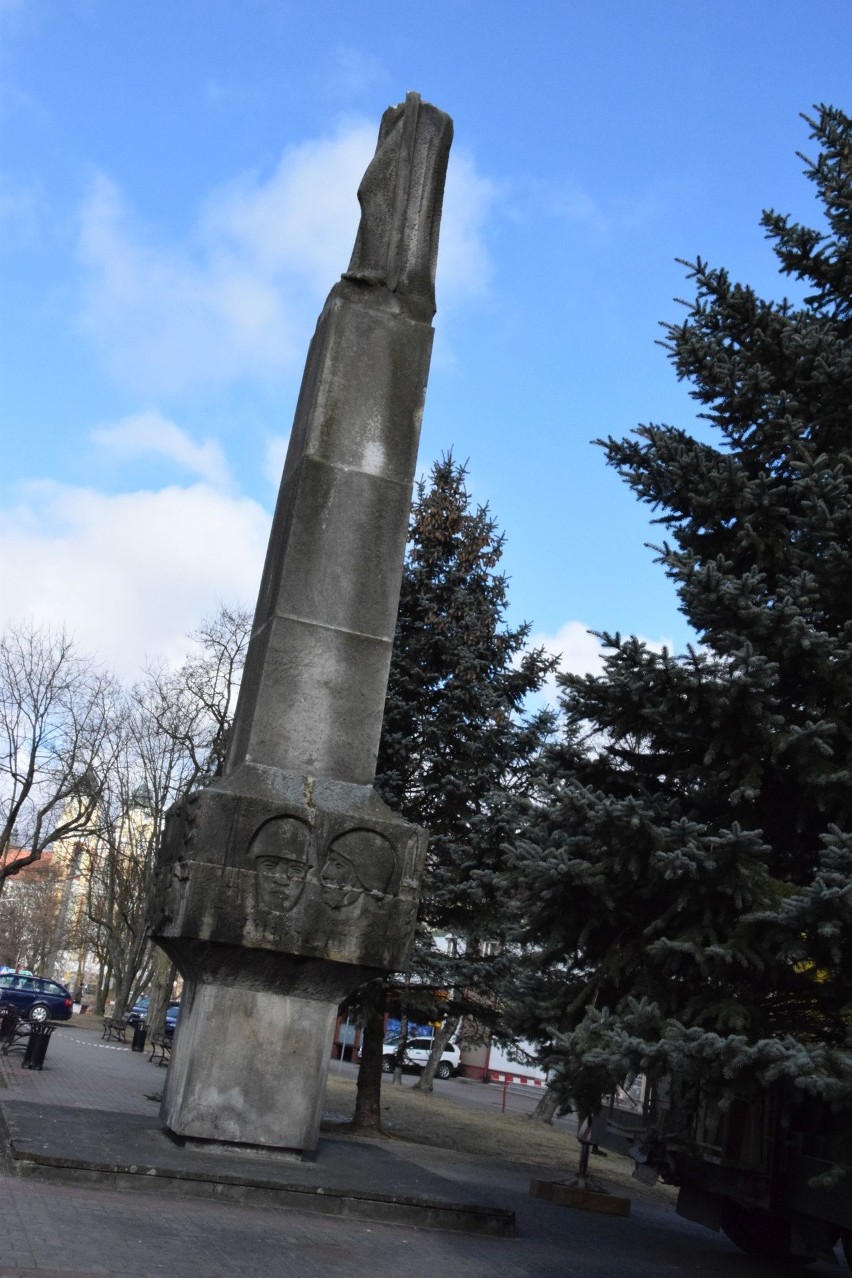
[0, 1026, 842, 1276]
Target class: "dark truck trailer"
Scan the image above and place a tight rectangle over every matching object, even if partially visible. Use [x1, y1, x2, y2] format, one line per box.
[599, 1078, 852, 1267]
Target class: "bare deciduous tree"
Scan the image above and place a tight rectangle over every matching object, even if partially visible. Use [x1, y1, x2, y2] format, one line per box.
[143, 604, 252, 788]
[0, 609, 251, 1010]
[83, 604, 251, 1018]
[0, 622, 117, 895]
[0, 854, 65, 972]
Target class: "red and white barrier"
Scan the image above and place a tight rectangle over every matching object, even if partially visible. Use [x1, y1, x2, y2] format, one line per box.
[490, 1071, 546, 1086]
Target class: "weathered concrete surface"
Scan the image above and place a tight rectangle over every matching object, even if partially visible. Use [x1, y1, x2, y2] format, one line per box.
[151, 94, 452, 1154]
[228, 293, 435, 785]
[2, 1101, 515, 1237]
[161, 987, 337, 1149]
[531, 1177, 632, 1217]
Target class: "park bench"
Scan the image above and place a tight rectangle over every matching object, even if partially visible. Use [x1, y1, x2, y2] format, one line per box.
[0, 1005, 30, 1056]
[148, 1031, 172, 1066]
[102, 1017, 129, 1043]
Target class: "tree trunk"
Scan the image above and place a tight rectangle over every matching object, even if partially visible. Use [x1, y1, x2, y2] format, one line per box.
[530, 1083, 561, 1125]
[392, 968, 411, 1085]
[93, 959, 110, 1016]
[413, 1015, 459, 1093]
[45, 843, 84, 980]
[108, 926, 149, 1019]
[392, 1008, 409, 1085]
[351, 981, 386, 1133]
[144, 949, 177, 1036]
[132, 957, 154, 1006]
[73, 952, 86, 1004]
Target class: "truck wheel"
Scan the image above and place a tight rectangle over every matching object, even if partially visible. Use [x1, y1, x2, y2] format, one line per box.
[381, 1056, 394, 1073]
[436, 1061, 453, 1080]
[720, 1200, 814, 1266]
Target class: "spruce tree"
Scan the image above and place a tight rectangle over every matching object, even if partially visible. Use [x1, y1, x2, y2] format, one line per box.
[513, 106, 852, 1122]
[352, 456, 554, 1122]
[378, 455, 554, 943]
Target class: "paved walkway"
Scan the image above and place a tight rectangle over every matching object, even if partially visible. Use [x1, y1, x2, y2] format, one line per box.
[0, 1026, 164, 1115]
[0, 1023, 842, 1277]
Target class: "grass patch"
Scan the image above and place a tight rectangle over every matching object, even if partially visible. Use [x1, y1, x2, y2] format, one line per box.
[322, 1075, 677, 1206]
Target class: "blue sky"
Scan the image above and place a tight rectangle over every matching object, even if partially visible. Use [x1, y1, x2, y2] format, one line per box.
[2, 0, 851, 682]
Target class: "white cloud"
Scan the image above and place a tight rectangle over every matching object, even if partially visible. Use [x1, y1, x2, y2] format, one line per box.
[263, 433, 290, 489]
[529, 621, 604, 709]
[0, 175, 39, 239]
[0, 480, 269, 679]
[203, 78, 262, 111]
[536, 621, 607, 679]
[437, 147, 497, 303]
[77, 120, 497, 396]
[200, 122, 375, 299]
[531, 620, 674, 709]
[517, 175, 677, 238]
[78, 172, 298, 395]
[324, 47, 387, 98]
[91, 410, 231, 489]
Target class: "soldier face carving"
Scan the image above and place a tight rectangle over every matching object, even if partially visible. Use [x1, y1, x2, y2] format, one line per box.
[319, 829, 396, 911]
[249, 815, 311, 913]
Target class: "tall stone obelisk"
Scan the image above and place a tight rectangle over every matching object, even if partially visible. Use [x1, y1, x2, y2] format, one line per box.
[150, 93, 452, 1154]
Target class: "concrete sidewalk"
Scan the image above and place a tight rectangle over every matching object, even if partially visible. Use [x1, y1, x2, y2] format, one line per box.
[1, 1027, 514, 1235]
[0, 1023, 164, 1115]
[0, 1023, 839, 1276]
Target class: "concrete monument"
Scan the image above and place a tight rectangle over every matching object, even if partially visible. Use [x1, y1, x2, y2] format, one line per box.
[149, 93, 452, 1154]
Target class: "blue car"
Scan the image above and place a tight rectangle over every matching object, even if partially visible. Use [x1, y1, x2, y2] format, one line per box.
[124, 997, 180, 1028]
[164, 1004, 180, 1036]
[123, 997, 150, 1026]
[0, 973, 73, 1022]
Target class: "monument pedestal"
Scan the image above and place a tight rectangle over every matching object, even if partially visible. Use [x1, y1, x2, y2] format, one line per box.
[151, 763, 425, 1153]
[161, 984, 338, 1152]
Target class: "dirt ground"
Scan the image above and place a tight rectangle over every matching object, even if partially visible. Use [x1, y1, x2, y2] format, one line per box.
[322, 1073, 678, 1208]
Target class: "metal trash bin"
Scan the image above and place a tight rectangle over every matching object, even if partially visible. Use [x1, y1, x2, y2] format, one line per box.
[131, 1022, 148, 1053]
[22, 1022, 53, 1070]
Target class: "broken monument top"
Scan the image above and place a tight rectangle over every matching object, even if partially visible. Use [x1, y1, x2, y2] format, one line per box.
[344, 91, 452, 318]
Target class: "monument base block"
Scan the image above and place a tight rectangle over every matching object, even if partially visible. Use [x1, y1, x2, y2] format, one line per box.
[161, 982, 338, 1153]
[150, 764, 426, 1156]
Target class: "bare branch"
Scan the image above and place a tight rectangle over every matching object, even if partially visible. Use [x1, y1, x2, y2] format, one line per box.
[0, 621, 118, 890]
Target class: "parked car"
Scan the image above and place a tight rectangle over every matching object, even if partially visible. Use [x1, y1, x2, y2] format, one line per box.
[164, 1004, 180, 1036]
[123, 997, 149, 1026]
[123, 997, 180, 1028]
[0, 973, 73, 1022]
[381, 1036, 460, 1079]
